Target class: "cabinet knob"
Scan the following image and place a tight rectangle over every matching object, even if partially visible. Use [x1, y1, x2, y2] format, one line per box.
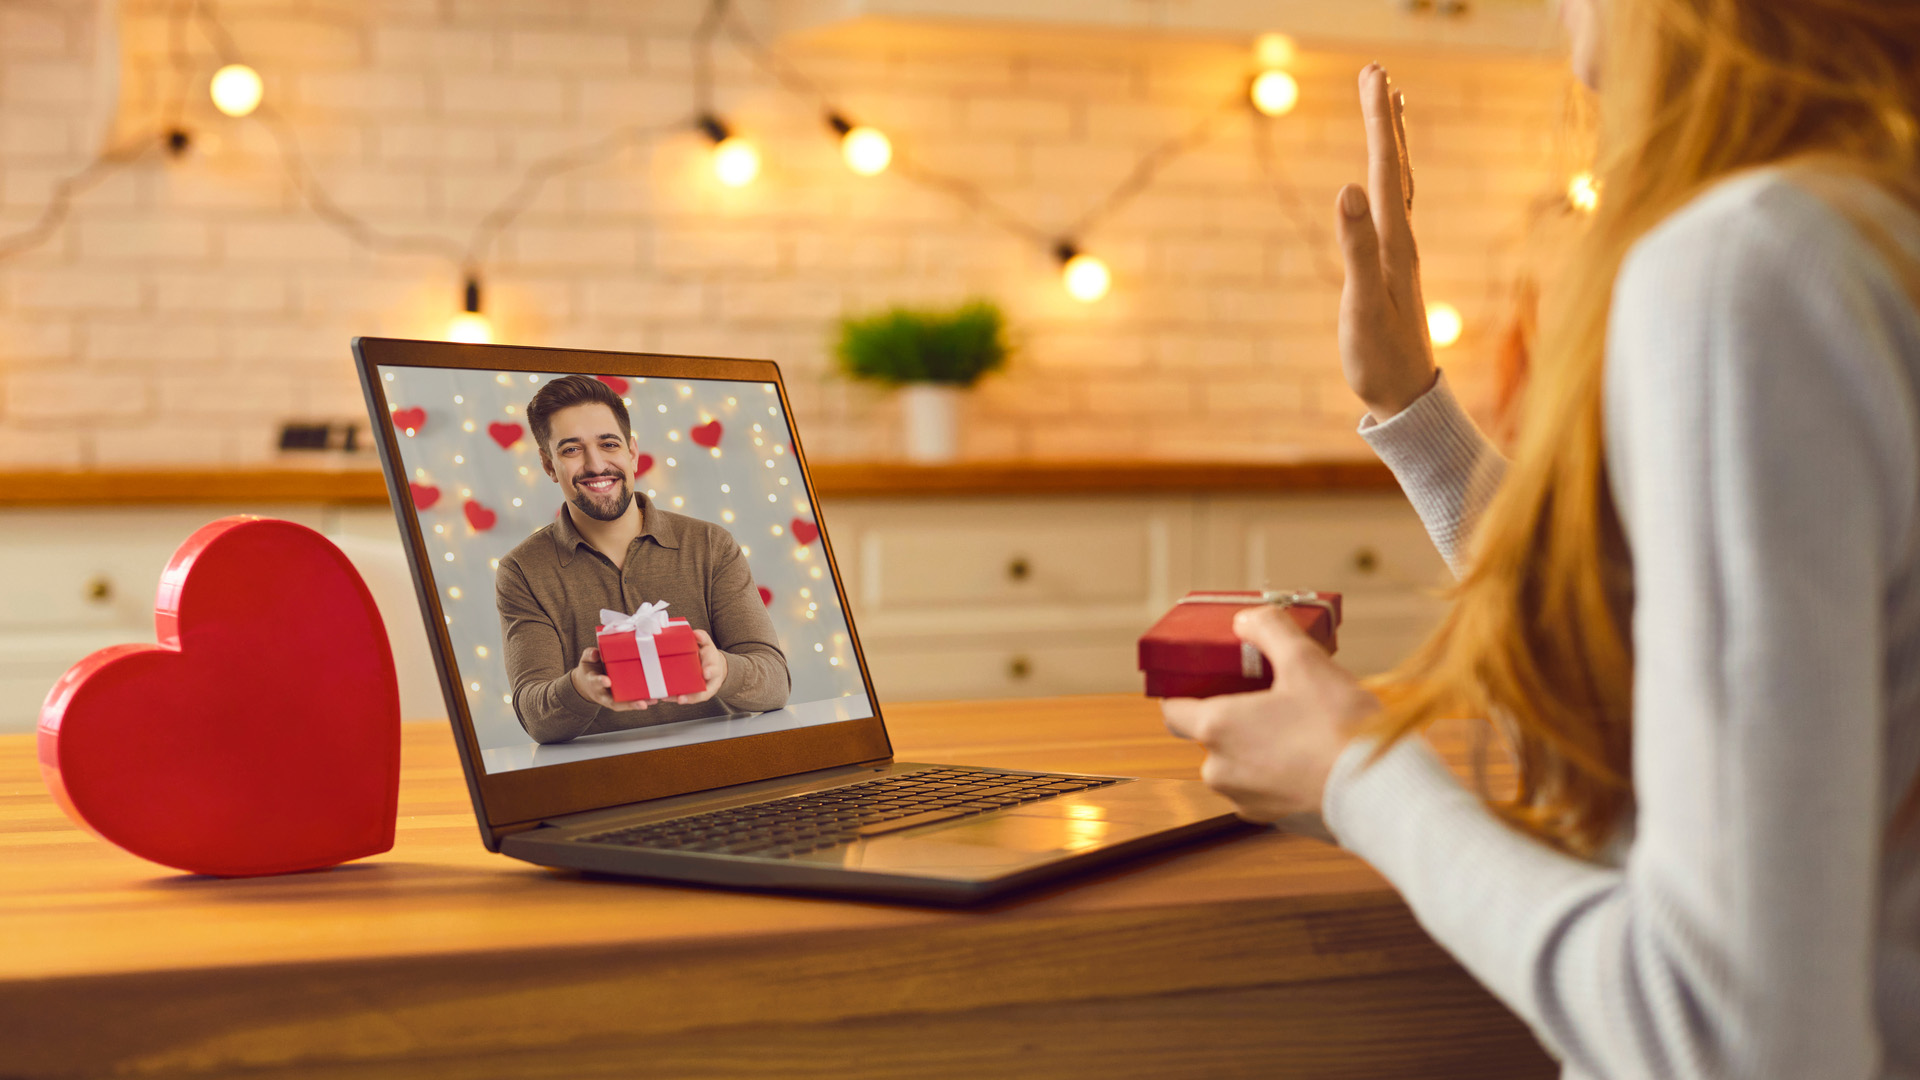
[1007, 556, 1031, 582]
[86, 576, 113, 603]
[1008, 655, 1031, 680]
[1351, 546, 1380, 575]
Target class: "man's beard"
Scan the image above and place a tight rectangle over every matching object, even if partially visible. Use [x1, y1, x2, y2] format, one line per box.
[568, 471, 632, 522]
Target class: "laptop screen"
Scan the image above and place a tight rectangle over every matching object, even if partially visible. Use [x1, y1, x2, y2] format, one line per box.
[376, 362, 874, 776]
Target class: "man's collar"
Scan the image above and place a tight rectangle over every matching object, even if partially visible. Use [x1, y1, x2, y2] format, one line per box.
[549, 491, 679, 568]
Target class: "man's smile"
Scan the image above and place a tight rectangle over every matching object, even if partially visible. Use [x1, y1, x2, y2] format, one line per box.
[576, 473, 623, 494]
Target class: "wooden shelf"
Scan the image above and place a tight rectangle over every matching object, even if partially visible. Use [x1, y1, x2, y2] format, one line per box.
[0, 459, 1397, 508]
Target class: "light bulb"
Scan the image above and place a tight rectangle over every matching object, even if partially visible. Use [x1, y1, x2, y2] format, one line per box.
[1251, 70, 1300, 117]
[1254, 32, 1297, 69]
[209, 63, 263, 118]
[1568, 171, 1600, 213]
[448, 277, 491, 343]
[713, 136, 760, 187]
[1062, 253, 1111, 303]
[447, 313, 491, 343]
[841, 126, 892, 176]
[1427, 302, 1464, 349]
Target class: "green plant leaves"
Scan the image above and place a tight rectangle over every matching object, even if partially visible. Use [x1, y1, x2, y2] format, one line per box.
[834, 299, 1009, 387]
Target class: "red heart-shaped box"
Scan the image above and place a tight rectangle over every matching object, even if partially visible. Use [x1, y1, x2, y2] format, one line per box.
[37, 517, 401, 877]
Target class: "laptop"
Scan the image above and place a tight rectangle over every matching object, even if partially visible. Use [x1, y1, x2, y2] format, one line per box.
[353, 337, 1243, 905]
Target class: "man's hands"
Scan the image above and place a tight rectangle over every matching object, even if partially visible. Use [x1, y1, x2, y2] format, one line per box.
[671, 629, 729, 706]
[1337, 63, 1439, 423]
[569, 646, 653, 712]
[1161, 606, 1381, 822]
[567, 631, 730, 710]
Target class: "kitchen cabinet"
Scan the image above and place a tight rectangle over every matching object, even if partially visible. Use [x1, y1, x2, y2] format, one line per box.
[0, 484, 1450, 732]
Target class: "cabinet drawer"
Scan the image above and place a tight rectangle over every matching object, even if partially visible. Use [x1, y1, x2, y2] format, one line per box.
[1208, 495, 1451, 597]
[860, 633, 1143, 701]
[829, 498, 1191, 614]
[0, 628, 159, 734]
[0, 507, 326, 632]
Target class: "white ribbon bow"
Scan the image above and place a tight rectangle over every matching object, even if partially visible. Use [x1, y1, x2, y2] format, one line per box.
[599, 600, 672, 636]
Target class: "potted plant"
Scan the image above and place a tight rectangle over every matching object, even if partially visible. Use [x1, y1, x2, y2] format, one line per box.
[834, 299, 1009, 463]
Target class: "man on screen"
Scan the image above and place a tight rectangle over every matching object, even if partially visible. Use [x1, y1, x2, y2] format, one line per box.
[495, 375, 789, 744]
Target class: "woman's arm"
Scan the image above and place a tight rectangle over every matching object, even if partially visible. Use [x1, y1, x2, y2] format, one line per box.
[1325, 172, 1914, 1078]
[1358, 371, 1506, 578]
[1330, 65, 1504, 578]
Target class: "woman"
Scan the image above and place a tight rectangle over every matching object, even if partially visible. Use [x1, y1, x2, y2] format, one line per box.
[1162, 1, 1920, 1076]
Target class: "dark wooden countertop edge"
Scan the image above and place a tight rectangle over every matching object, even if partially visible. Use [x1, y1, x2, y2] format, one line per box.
[0, 460, 1398, 507]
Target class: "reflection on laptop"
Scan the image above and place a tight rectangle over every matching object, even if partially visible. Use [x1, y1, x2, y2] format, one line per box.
[357, 338, 1244, 905]
[495, 374, 789, 744]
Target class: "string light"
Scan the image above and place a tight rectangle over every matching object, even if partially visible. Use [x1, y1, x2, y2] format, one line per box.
[1427, 302, 1464, 348]
[1568, 171, 1600, 214]
[1056, 242, 1111, 303]
[209, 63, 262, 117]
[0, 0, 1530, 374]
[699, 115, 759, 188]
[827, 113, 891, 176]
[1250, 70, 1300, 117]
[1254, 32, 1297, 69]
[447, 276, 492, 344]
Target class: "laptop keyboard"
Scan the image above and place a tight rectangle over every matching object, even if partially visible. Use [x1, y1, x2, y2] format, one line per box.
[577, 767, 1121, 860]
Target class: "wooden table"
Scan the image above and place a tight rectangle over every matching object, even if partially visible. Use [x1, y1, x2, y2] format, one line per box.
[0, 696, 1553, 1079]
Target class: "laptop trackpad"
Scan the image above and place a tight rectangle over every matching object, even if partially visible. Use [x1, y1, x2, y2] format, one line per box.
[832, 812, 1157, 873]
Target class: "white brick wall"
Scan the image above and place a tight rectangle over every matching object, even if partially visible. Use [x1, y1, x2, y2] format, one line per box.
[0, 0, 1573, 467]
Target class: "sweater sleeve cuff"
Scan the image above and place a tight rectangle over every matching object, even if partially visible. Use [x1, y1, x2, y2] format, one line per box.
[1357, 370, 1489, 479]
[1322, 734, 1477, 853]
[1354, 370, 1504, 575]
[554, 672, 602, 719]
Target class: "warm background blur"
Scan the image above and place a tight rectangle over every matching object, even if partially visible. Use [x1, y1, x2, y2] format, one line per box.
[0, 0, 1580, 468]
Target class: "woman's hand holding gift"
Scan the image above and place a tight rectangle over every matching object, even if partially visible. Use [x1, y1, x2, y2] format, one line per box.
[1160, 606, 1380, 822]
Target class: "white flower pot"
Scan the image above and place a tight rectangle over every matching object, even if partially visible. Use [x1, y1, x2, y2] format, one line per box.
[900, 383, 961, 463]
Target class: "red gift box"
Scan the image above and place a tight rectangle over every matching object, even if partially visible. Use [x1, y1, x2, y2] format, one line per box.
[1139, 590, 1342, 699]
[596, 614, 705, 702]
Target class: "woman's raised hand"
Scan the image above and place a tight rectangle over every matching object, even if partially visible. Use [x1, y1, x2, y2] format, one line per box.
[1337, 64, 1438, 422]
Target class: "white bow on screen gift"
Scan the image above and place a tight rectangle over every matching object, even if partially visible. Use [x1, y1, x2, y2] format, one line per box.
[600, 601, 671, 636]
[600, 601, 677, 699]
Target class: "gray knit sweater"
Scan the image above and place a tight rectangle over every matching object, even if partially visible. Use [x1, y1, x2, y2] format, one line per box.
[1328, 170, 1920, 1079]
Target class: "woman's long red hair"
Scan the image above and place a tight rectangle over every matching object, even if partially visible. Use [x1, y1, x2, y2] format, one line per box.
[1366, 0, 1920, 855]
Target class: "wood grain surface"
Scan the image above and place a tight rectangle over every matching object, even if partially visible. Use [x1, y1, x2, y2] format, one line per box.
[0, 695, 1550, 1079]
[0, 459, 1397, 508]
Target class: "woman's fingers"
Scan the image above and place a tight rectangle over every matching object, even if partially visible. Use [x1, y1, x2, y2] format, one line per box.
[1233, 604, 1315, 670]
[1360, 66, 1405, 236]
[1337, 184, 1385, 303]
[1360, 66, 1419, 291]
[1391, 89, 1413, 212]
[1160, 697, 1206, 741]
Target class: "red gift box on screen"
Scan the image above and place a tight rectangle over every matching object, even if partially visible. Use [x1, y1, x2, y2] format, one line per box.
[595, 602, 705, 702]
[1139, 590, 1342, 699]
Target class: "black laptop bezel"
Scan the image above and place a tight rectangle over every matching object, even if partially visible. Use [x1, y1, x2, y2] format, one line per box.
[352, 336, 894, 847]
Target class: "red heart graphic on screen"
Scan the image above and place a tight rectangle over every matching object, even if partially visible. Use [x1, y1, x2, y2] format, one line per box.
[37, 518, 400, 876]
[758, 586, 772, 605]
[487, 422, 523, 449]
[790, 519, 819, 545]
[391, 407, 426, 433]
[634, 453, 654, 476]
[690, 420, 723, 448]
[410, 483, 441, 511]
[464, 500, 497, 532]
[597, 376, 628, 395]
